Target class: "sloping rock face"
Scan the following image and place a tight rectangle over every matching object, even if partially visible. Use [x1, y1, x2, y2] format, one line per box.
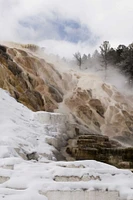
[65, 134, 133, 168]
[64, 77, 133, 146]
[1, 42, 133, 148]
[0, 44, 64, 111]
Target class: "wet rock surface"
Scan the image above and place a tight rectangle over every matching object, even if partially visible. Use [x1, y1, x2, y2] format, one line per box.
[65, 134, 133, 169]
[1, 42, 133, 160]
[0, 44, 64, 111]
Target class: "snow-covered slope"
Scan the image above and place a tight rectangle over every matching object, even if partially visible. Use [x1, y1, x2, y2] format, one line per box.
[0, 88, 74, 161]
[0, 88, 53, 160]
[1, 43, 133, 146]
[0, 88, 133, 200]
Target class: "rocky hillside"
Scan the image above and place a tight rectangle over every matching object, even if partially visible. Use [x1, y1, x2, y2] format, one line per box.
[0, 42, 133, 148]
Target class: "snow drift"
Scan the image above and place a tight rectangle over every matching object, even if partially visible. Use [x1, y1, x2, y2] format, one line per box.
[0, 79, 133, 199]
[0, 43, 133, 199]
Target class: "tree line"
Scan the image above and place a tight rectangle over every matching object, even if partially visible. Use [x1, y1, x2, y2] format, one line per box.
[73, 41, 133, 85]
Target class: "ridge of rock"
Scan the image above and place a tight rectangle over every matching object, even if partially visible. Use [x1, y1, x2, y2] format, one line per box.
[0, 43, 133, 147]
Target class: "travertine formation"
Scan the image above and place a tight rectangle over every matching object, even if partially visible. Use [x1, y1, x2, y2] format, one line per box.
[1, 88, 133, 199]
[1, 42, 133, 159]
[0, 44, 64, 111]
[65, 134, 133, 168]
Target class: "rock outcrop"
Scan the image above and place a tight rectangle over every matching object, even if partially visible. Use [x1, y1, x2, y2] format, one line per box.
[65, 134, 133, 168]
[0, 44, 64, 111]
[1, 42, 133, 148]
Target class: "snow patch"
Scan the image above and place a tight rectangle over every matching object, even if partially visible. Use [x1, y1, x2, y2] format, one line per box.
[0, 89, 133, 199]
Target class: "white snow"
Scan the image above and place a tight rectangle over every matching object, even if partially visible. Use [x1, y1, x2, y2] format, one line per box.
[0, 88, 133, 200]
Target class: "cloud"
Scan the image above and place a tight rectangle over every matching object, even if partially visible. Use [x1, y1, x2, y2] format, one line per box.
[19, 16, 95, 44]
[39, 39, 94, 58]
[0, 0, 133, 58]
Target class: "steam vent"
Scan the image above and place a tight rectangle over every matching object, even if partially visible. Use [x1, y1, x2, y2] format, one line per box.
[1, 43, 133, 169]
[0, 42, 133, 199]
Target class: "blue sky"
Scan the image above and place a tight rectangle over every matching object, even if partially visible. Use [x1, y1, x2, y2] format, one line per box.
[19, 15, 98, 44]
